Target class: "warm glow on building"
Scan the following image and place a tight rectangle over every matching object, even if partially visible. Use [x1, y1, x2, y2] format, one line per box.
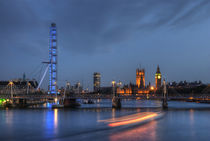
[137, 90, 149, 94]
[136, 69, 145, 88]
[117, 88, 125, 94]
[115, 66, 159, 95]
[8, 81, 14, 86]
[155, 65, 162, 89]
[150, 86, 154, 90]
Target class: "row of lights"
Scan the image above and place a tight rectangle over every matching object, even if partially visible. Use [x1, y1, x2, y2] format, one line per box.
[111, 81, 155, 91]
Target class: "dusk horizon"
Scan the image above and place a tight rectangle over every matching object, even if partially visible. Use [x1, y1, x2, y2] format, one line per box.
[1, 0, 210, 90]
[2, 1, 210, 141]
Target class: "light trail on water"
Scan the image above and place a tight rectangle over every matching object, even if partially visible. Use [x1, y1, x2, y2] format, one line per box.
[99, 112, 163, 127]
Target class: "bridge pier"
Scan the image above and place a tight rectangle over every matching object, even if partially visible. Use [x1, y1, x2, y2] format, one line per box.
[162, 79, 168, 109]
[112, 96, 121, 109]
[111, 81, 121, 109]
[162, 99, 168, 109]
[16, 99, 27, 108]
[63, 98, 80, 108]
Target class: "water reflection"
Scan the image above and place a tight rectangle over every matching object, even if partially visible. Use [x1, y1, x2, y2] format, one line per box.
[190, 109, 194, 125]
[112, 108, 116, 120]
[45, 109, 58, 137]
[109, 120, 157, 141]
[2, 100, 210, 141]
[189, 109, 195, 137]
[99, 112, 161, 127]
[5, 108, 13, 127]
[54, 109, 58, 129]
[108, 113, 159, 127]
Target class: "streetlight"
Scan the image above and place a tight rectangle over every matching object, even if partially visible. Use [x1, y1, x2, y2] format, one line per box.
[9, 81, 14, 103]
[112, 81, 116, 86]
[27, 82, 31, 94]
[112, 81, 116, 97]
[150, 86, 154, 91]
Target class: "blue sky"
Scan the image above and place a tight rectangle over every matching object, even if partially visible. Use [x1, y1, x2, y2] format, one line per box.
[0, 0, 210, 90]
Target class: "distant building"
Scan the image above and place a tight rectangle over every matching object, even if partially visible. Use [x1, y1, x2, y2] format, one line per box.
[117, 83, 149, 95]
[136, 69, 145, 88]
[0, 80, 38, 90]
[60, 82, 84, 95]
[0, 73, 38, 91]
[93, 72, 101, 93]
[73, 82, 83, 94]
[0, 74, 38, 94]
[155, 65, 162, 89]
[116, 68, 151, 95]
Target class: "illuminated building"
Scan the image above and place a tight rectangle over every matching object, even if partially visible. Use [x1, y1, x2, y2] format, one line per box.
[117, 83, 149, 95]
[155, 65, 162, 89]
[136, 69, 145, 88]
[49, 23, 57, 94]
[116, 68, 154, 95]
[93, 72, 101, 93]
[117, 85, 132, 95]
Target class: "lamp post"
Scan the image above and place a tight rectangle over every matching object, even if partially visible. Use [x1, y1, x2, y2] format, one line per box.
[112, 80, 121, 109]
[27, 81, 31, 95]
[112, 81, 116, 97]
[9, 81, 14, 103]
[77, 82, 81, 95]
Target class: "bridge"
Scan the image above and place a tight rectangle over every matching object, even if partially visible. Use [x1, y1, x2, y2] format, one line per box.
[1, 93, 210, 104]
[0, 93, 210, 99]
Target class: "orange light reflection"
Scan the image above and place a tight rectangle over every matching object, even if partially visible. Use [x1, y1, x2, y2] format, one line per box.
[54, 109, 58, 129]
[110, 120, 157, 141]
[108, 113, 158, 127]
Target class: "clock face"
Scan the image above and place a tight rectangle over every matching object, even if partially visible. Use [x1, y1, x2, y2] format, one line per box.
[156, 73, 161, 79]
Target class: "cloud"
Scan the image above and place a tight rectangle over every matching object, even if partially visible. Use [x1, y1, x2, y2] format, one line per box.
[170, 0, 210, 26]
[0, 0, 210, 55]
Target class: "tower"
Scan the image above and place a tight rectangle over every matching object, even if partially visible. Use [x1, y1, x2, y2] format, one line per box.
[136, 69, 145, 88]
[93, 72, 101, 93]
[23, 73, 26, 81]
[49, 23, 57, 94]
[155, 65, 161, 89]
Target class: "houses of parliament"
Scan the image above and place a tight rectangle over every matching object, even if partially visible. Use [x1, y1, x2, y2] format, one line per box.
[117, 65, 162, 94]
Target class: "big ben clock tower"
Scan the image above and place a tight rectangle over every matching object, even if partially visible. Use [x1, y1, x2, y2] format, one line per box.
[155, 65, 162, 89]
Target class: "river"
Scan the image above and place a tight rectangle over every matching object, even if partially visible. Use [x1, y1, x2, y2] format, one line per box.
[1, 100, 210, 141]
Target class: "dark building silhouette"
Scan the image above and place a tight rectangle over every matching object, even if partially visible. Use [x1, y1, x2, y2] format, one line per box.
[0, 80, 38, 89]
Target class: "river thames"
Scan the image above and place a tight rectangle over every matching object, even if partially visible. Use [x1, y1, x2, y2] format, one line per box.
[1, 100, 210, 141]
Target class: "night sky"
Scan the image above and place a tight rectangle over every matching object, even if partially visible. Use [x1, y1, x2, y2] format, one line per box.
[0, 0, 210, 90]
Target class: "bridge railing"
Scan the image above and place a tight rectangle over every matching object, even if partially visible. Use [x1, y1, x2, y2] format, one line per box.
[0, 93, 210, 100]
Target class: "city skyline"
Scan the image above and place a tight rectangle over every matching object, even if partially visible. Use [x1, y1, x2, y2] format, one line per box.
[0, 0, 210, 90]
[1, 1, 210, 141]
